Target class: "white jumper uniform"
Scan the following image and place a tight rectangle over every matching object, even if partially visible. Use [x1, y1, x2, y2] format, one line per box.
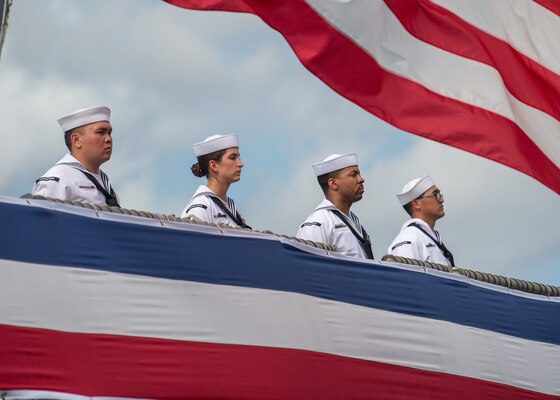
[297, 199, 368, 259]
[181, 185, 245, 227]
[388, 218, 451, 266]
[32, 154, 119, 206]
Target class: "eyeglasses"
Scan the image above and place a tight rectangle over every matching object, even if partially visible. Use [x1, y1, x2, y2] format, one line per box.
[416, 192, 444, 202]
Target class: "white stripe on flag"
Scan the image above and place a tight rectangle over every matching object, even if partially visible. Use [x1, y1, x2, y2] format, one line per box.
[432, 0, 560, 75]
[1, 389, 150, 400]
[1, 259, 559, 395]
[305, 0, 560, 167]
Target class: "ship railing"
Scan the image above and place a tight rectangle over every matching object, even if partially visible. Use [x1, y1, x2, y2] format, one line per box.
[381, 254, 560, 297]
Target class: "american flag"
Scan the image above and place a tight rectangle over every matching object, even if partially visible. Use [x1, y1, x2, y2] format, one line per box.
[166, 0, 560, 195]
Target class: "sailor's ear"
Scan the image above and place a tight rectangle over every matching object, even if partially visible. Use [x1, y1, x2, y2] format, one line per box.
[208, 159, 219, 173]
[327, 177, 338, 191]
[70, 130, 82, 149]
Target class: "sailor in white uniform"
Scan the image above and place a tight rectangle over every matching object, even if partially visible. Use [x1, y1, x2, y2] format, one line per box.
[32, 106, 119, 207]
[388, 175, 454, 266]
[181, 134, 249, 228]
[297, 153, 373, 260]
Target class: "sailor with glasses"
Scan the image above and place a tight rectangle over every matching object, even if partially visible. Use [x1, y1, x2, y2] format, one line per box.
[388, 175, 454, 266]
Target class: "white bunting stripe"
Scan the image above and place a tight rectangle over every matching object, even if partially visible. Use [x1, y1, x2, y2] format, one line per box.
[1, 259, 559, 396]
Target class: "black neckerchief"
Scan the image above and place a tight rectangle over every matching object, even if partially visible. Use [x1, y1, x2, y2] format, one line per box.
[209, 196, 251, 229]
[75, 169, 120, 207]
[330, 209, 374, 260]
[408, 222, 454, 266]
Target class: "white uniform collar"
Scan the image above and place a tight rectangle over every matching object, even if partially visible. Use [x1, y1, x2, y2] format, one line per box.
[314, 198, 337, 212]
[403, 218, 437, 236]
[56, 153, 82, 166]
[316, 198, 361, 232]
[315, 199, 355, 218]
[191, 184, 239, 220]
[56, 153, 103, 178]
[191, 184, 216, 199]
[191, 184, 232, 204]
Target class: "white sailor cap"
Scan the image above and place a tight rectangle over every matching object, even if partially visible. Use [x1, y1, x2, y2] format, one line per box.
[312, 153, 358, 177]
[397, 175, 435, 206]
[193, 134, 239, 157]
[57, 106, 111, 133]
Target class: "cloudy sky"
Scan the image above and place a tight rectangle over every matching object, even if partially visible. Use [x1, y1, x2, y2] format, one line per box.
[1, 0, 558, 285]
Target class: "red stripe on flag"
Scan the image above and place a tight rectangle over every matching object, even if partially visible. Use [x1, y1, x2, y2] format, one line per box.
[385, 0, 560, 121]
[165, 0, 252, 13]
[165, 0, 560, 194]
[0, 324, 555, 400]
[532, 0, 560, 16]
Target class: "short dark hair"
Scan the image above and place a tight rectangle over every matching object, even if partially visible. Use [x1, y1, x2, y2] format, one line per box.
[403, 202, 413, 217]
[317, 170, 341, 195]
[64, 130, 73, 151]
[191, 148, 228, 178]
[64, 127, 83, 151]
